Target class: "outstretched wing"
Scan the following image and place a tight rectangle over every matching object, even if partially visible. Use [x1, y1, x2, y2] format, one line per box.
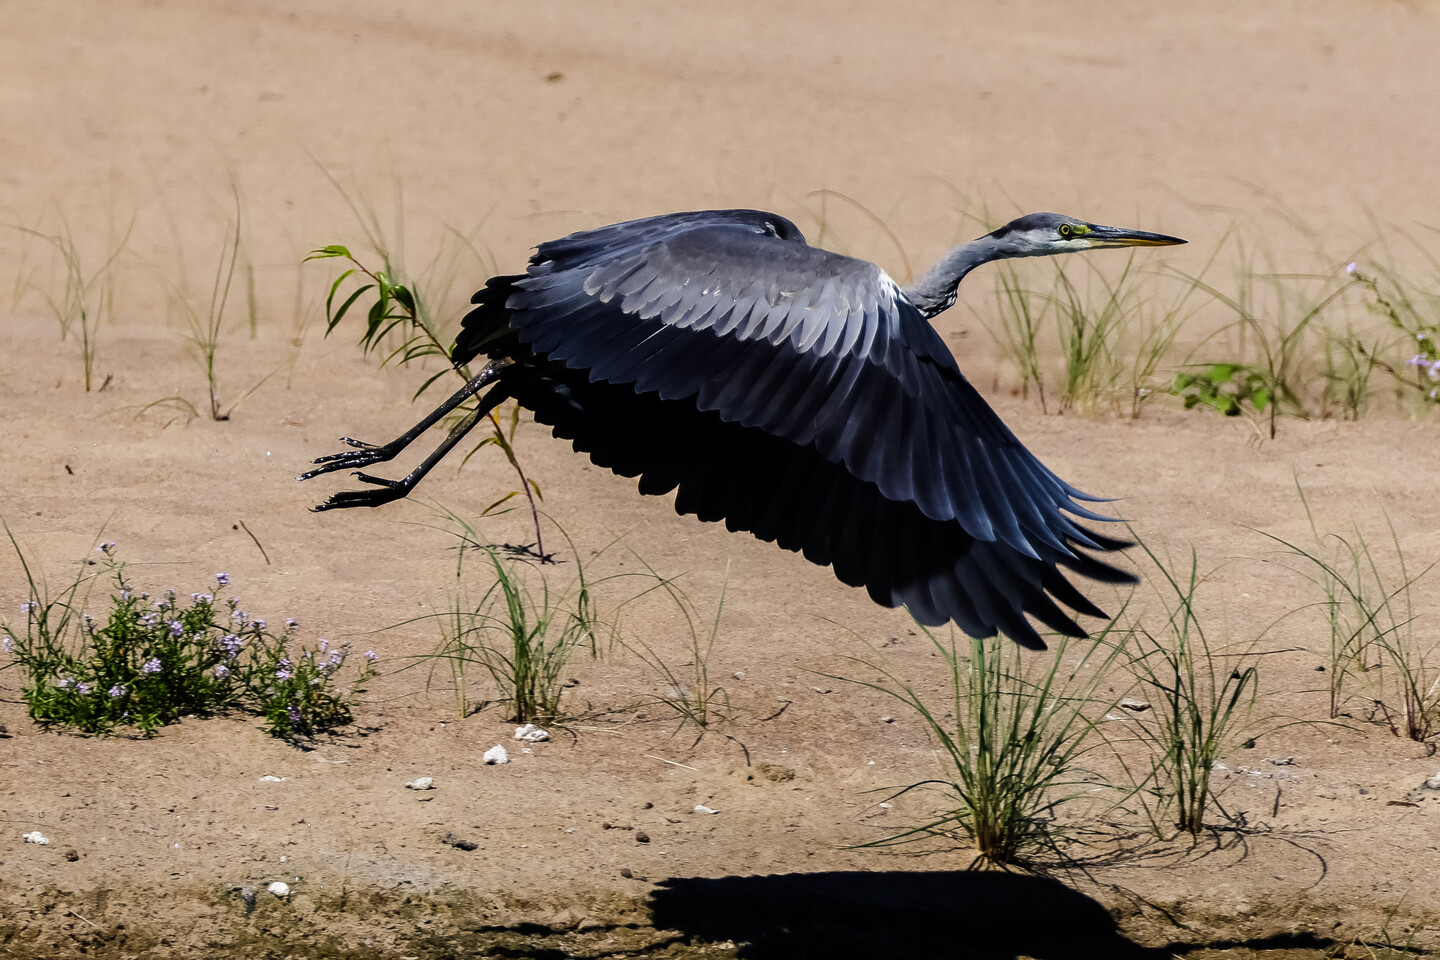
[455, 209, 1133, 647]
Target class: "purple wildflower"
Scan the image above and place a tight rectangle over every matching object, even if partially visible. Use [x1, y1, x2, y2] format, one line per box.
[141, 657, 162, 675]
[108, 684, 126, 698]
[76, 681, 91, 695]
[191, 592, 213, 604]
[20, 600, 36, 614]
[97, 541, 116, 555]
[286, 704, 302, 724]
[1, 636, 13, 653]
[285, 618, 299, 632]
[57, 676, 73, 689]
[251, 618, 266, 632]
[213, 664, 230, 679]
[140, 612, 159, 628]
[220, 633, 243, 658]
[363, 650, 378, 662]
[168, 620, 184, 638]
[215, 572, 230, 587]
[275, 658, 293, 681]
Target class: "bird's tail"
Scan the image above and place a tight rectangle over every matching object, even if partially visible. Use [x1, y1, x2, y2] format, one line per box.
[451, 274, 527, 367]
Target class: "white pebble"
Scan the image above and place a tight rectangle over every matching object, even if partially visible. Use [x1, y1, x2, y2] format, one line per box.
[267, 881, 290, 899]
[22, 831, 49, 845]
[1120, 698, 1151, 712]
[404, 777, 435, 791]
[693, 804, 718, 815]
[513, 723, 550, 742]
[483, 745, 509, 765]
[258, 775, 286, 782]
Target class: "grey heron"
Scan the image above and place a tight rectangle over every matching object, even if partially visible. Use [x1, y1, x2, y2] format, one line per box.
[301, 209, 1184, 648]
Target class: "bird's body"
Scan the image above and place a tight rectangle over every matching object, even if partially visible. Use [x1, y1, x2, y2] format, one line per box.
[303, 209, 1183, 648]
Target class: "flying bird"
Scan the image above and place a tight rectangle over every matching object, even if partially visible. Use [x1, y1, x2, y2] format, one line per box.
[301, 209, 1184, 648]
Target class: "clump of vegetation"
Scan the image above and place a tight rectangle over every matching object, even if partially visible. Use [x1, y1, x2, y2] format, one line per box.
[1114, 544, 1265, 836]
[423, 515, 598, 723]
[0, 531, 376, 741]
[843, 625, 1127, 866]
[1265, 485, 1439, 748]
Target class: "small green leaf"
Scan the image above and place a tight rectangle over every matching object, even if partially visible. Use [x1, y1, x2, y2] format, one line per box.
[305, 244, 352, 261]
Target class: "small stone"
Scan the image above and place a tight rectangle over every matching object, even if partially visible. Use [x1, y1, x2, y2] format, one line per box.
[1421, 772, 1440, 792]
[1266, 757, 1297, 766]
[880, 716, 895, 724]
[693, 804, 718, 815]
[258, 775, 286, 782]
[483, 745, 509, 765]
[1119, 698, 1151, 712]
[641, 801, 653, 809]
[514, 723, 550, 742]
[619, 867, 634, 878]
[267, 881, 290, 899]
[21, 831, 49, 845]
[635, 831, 650, 844]
[64, 848, 79, 862]
[405, 777, 435, 790]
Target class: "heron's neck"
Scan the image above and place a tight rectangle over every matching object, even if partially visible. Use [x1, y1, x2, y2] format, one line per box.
[902, 234, 1017, 319]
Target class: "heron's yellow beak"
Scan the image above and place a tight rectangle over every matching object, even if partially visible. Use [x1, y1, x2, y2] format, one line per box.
[1084, 224, 1187, 248]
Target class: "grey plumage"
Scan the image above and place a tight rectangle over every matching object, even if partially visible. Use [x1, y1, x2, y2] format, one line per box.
[303, 208, 1184, 649]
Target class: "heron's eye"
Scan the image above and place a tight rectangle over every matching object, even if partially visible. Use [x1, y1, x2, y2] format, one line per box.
[1058, 223, 1073, 237]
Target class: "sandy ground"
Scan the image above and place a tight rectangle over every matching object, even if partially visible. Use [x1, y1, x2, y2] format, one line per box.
[3, 1, 1440, 956]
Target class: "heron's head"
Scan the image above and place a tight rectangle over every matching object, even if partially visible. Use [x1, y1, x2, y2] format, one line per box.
[983, 213, 1185, 259]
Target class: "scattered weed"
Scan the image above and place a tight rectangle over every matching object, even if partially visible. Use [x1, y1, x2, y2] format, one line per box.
[617, 557, 735, 735]
[9, 218, 132, 392]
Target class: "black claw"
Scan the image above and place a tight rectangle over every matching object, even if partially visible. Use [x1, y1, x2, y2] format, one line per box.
[309, 472, 413, 512]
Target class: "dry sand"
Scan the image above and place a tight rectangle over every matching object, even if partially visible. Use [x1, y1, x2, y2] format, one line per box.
[2, 1, 1439, 956]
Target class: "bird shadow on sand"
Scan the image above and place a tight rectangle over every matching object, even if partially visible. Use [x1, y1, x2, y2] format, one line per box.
[647, 869, 1168, 960]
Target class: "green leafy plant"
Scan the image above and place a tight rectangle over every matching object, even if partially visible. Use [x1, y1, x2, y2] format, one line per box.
[306, 242, 549, 557]
[1171, 361, 1273, 418]
[0, 530, 376, 741]
[1172, 245, 1350, 437]
[840, 625, 1127, 866]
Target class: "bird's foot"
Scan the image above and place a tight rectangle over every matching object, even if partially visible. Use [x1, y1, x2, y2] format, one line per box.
[310, 472, 413, 511]
[297, 438, 396, 481]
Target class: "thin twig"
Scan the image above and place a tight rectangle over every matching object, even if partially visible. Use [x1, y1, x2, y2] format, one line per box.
[644, 755, 698, 771]
[236, 521, 270, 565]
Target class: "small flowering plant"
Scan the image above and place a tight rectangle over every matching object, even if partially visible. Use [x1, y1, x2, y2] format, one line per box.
[0, 539, 376, 740]
[1346, 261, 1440, 405]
